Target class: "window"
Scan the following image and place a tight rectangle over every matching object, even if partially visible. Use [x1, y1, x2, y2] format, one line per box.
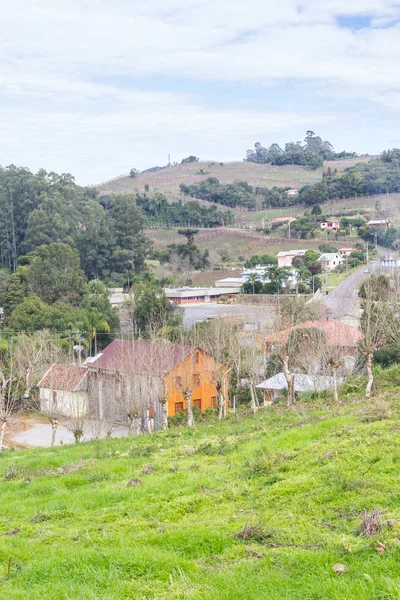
[211, 396, 217, 409]
[175, 376, 182, 389]
[193, 398, 201, 410]
[192, 374, 200, 387]
[52, 390, 57, 405]
[175, 402, 184, 413]
[195, 351, 200, 365]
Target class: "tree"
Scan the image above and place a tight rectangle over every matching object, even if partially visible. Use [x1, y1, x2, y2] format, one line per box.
[177, 228, 199, 247]
[359, 279, 389, 397]
[246, 273, 259, 295]
[202, 319, 231, 420]
[181, 156, 199, 163]
[311, 204, 322, 217]
[26, 243, 87, 305]
[264, 266, 292, 294]
[133, 283, 183, 338]
[110, 195, 151, 273]
[130, 168, 138, 178]
[0, 341, 24, 451]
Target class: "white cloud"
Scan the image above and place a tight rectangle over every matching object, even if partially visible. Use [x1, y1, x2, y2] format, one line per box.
[0, 0, 399, 181]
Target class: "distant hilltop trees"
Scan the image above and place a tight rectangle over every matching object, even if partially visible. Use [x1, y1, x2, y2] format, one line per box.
[245, 131, 357, 169]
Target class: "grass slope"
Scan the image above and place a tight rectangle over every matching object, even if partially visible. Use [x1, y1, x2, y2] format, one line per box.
[97, 157, 374, 200]
[2, 367, 400, 599]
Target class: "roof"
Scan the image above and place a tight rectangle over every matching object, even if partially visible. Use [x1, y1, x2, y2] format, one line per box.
[87, 339, 197, 374]
[339, 247, 353, 252]
[271, 217, 297, 223]
[265, 319, 362, 349]
[368, 220, 390, 225]
[322, 219, 339, 223]
[319, 253, 340, 261]
[256, 373, 336, 393]
[276, 250, 306, 257]
[39, 364, 88, 392]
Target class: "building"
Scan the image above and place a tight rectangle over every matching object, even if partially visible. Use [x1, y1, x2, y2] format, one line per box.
[164, 286, 240, 304]
[318, 253, 343, 272]
[285, 189, 299, 196]
[320, 219, 340, 232]
[381, 256, 400, 268]
[276, 250, 306, 268]
[368, 219, 391, 228]
[271, 217, 297, 225]
[264, 319, 362, 357]
[241, 265, 272, 281]
[39, 364, 89, 417]
[108, 288, 133, 306]
[338, 248, 353, 257]
[256, 373, 336, 405]
[87, 340, 228, 420]
[214, 277, 244, 288]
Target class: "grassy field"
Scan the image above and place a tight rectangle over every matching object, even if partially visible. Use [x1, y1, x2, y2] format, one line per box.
[2, 366, 400, 598]
[147, 227, 353, 261]
[97, 157, 374, 200]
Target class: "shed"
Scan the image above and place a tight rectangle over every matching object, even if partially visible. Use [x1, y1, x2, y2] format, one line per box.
[256, 373, 336, 405]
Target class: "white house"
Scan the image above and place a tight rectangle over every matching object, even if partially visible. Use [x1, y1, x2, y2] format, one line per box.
[164, 286, 240, 304]
[318, 253, 343, 272]
[368, 219, 391, 228]
[39, 364, 89, 417]
[276, 250, 307, 268]
[320, 219, 340, 231]
[381, 256, 400, 268]
[256, 373, 336, 405]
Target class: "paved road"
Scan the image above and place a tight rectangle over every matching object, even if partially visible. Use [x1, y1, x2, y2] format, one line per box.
[321, 248, 385, 318]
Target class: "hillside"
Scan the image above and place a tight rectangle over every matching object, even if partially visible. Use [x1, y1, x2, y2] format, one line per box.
[97, 156, 375, 200]
[2, 367, 400, 599]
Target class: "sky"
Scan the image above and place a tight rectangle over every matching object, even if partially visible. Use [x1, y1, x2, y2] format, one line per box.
[1, 0, 400, 184]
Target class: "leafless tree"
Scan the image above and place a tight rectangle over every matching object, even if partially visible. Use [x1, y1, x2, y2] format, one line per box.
[202, 318, 232, 419]
[63, 393, 89, 443]
[0, 346, 25, 451]
[13, 331, 64, 402]
[359, 279, 390, 398]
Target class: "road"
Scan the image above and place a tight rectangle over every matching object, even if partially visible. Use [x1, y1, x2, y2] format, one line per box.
[321, 248, 385, 318]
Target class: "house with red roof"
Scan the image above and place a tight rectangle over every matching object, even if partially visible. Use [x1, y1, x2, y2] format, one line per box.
[39, 364, 89, 417]
[86, 339, 228, 424]
[264, 319, 362, 357]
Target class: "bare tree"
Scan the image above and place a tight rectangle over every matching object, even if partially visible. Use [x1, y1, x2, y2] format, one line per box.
[202, 318, 231, 419]
[359, 278, 389, 398]
[0, 346, 24, 451]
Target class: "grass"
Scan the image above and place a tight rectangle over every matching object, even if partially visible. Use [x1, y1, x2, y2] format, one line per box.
[97, 157, 374, 200]
[326, 266, 360, 290]
[2, 366, 400, 598]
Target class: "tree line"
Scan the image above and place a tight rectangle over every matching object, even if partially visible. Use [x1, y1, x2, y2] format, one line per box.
[245, 131, 356, 168]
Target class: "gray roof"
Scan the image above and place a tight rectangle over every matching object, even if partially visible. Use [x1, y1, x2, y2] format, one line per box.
[256, 373, 336, 393]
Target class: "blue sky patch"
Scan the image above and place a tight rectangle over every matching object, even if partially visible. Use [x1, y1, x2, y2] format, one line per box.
[336, 15, 372, 30]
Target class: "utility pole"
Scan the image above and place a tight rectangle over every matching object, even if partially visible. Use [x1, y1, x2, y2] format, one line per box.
[366, 241, 369, 264]
[288, 219, 291, 240]
[168, 154, 171, 167]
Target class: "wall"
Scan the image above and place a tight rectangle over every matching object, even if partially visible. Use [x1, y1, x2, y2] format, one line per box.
[165, 350, 228, 416]
[40, 388, 89, 417]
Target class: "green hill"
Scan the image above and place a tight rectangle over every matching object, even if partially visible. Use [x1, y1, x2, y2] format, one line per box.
[2, 367, 400, 599]
[97, 156, 374, 200]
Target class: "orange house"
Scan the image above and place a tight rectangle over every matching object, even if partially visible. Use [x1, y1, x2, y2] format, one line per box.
[164, 347, 229, 416]
[87, 340, 229, 420]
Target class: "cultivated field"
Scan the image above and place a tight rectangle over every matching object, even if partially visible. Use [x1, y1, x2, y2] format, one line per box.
[2, 366, 400, 599]
[97, 156, 375, 200]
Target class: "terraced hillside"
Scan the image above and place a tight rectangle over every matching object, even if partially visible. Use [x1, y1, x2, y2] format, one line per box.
[2, 366, 400, 599]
